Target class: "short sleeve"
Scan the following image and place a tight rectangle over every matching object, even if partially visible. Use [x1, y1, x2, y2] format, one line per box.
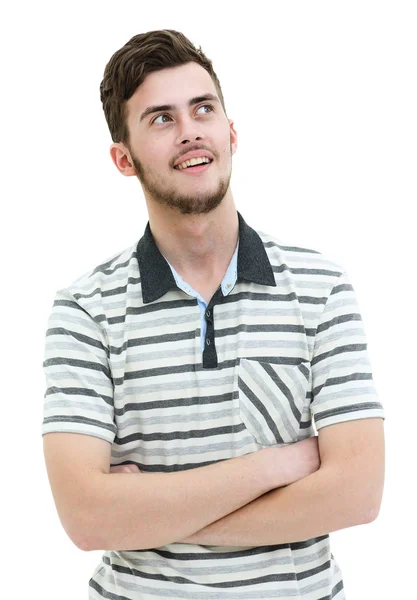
[310, 268, 385, 430]
[41, 288, 117, 443]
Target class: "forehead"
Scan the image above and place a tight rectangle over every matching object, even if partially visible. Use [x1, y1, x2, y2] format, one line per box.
[127, 62, 218, 119]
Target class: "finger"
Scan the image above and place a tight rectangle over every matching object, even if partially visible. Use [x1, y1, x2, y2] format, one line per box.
[109, 464, 140, 473]
[109, 465, 127, 473]
[124, 464, 141, 472]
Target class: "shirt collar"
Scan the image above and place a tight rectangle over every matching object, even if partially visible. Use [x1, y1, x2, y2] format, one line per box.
[136, 210, 276, 304]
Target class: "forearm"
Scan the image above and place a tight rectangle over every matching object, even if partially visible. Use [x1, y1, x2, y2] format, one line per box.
[179, 465, 376, 547]
[84, 448, 275, 551]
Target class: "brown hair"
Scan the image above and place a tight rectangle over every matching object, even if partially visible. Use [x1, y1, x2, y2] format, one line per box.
[100, 29, 227, 146]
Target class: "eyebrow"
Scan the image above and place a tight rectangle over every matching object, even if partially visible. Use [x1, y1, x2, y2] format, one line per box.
[139, 93, 220, 123]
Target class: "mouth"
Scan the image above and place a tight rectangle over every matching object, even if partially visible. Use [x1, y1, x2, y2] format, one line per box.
[173, 159, 213, 175]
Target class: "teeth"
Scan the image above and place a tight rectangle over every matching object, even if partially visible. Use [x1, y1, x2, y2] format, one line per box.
[176, 157, 211, 170]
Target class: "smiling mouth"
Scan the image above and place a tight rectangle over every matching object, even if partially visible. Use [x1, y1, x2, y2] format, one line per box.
[173, 160, 213, 174]
[174, 157, 213, 171]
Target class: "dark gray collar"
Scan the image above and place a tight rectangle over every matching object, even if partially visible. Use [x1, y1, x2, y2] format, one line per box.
[136, 210, 276, 304]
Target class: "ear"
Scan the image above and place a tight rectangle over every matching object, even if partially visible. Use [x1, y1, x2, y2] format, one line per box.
[109, 142, 137, 177]
[228, 119, 238, 155]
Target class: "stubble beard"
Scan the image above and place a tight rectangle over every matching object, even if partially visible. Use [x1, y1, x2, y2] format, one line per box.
[129, 146, 233, 216]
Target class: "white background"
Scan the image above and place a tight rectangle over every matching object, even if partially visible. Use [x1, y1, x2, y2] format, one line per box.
[1, 1, 416, 598]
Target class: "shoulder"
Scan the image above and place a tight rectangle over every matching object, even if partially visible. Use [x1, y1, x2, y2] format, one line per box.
[256, 227, 347, 289]
[60, 241, 139, 321]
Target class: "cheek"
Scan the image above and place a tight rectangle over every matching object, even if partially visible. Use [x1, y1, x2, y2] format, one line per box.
[219, 129, 233, 154]
[219, 137, 233, 161]
[143, 144, 171, 171]
[146, 144, 162, 162]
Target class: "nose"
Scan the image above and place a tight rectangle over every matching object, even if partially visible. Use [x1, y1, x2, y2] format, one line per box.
[176, 113, 204, 145]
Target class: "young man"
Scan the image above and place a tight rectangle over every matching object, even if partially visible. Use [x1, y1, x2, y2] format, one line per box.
[42, 29, 385, 600]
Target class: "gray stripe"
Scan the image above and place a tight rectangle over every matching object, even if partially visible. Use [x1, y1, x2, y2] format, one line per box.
[115, 390, 234, 410]
[44, 398, 113, 414]
[47, 311, 103, 334]
[115, 423, 247, 444]
[312, 373, 373, 397]
[46, 371, 111, 388]
[119, 406, 233, 428]
[317, 313, 362, 334]
[46, 327, 108, 354]
[112, 339, 309, 363]
[43, 415, 116, 433]
[91, 253, 136, 276]
[314, 402, 383, 422]
[265, 241, 322, 254]
[44, 385, 112, 404]
[313, 386, 379, 404]
[111, 435, 253, 460]
[43, 357, 111, 378]
[311, 344, 367, 366]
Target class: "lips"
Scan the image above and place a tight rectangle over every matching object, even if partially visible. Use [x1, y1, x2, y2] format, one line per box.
[173, 150, 215, 168]
[174, 158, 213, 170]
[174, 161, 212, 175]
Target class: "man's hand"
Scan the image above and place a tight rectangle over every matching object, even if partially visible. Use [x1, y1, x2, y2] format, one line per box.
[109, 464, 142, 474]
[274, 436, 321, 486]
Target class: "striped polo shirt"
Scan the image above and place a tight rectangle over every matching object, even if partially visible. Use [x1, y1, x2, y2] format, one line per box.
[42, 210, 385, 600]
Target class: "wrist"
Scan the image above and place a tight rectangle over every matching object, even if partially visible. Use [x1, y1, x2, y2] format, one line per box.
[260, 445, 292, 490]
[253, 446, 286, 492]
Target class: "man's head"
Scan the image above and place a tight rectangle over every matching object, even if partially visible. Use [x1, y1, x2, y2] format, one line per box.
[100, 30, 237, 215]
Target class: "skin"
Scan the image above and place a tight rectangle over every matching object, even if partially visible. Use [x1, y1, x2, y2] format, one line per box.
[109, 61, 240, 283]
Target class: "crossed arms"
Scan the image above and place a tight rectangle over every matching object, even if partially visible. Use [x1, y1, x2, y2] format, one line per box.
[43, 417, 384, 551]
[180, 418, 384, 547]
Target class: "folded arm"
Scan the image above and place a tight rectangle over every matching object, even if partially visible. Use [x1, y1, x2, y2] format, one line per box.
[178, 418, 385, 546]
[43, 432, 320, 551]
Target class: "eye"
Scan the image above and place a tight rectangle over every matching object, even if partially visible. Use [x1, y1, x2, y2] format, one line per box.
[197, 104, 214, 115]
[153, 114, 172, 125]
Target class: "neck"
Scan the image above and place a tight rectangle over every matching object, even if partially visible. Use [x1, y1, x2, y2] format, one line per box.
[146, 193, 239, 279]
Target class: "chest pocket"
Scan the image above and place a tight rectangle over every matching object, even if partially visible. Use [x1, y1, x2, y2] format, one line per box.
[237, 358, 311, 446]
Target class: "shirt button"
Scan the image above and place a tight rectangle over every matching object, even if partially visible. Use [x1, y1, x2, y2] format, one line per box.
[206, 310, 211, 317]
[206, 338, 211, 345]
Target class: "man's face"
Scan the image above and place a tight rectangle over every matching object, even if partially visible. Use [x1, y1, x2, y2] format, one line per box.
[121, 62, 237, 215]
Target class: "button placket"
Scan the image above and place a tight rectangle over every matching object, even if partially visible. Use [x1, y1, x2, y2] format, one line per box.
[203, 296, 219, 368]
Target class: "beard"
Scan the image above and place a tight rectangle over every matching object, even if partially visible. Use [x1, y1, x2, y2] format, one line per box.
[128, 145, 233, 216]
